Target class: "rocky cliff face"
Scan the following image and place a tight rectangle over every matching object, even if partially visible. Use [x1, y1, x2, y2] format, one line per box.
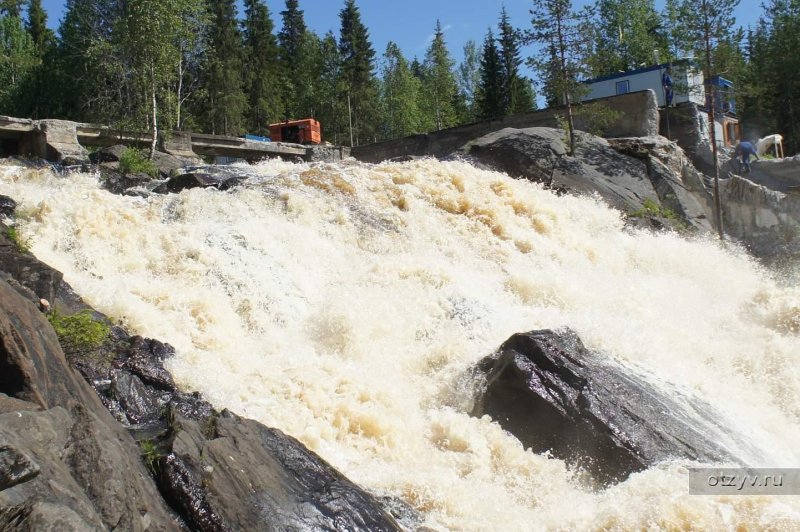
[0, 214, 401, 531]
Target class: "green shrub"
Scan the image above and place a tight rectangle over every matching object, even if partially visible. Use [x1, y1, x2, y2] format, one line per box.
[574, 102, 623, 137]
[139, 440, 160, 474]
[47, 309, 110, 355]
[118, 147, 158, 177]
[5, 226, 30, 253]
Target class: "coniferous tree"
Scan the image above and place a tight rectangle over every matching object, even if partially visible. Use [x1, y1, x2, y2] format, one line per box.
[202, 0, 246, 135]
[678, 0, 739, 239]
[278, 0, 310, 118]
[338, 0, 378, 145]
[314, 31, 345, 143]
[25, 0, 50, 54]
[420, 19, 460, 130]
[55, 0, 126, 122]
[475, 28, 504, 119]
[498, 7, 535, 114]
[242, 0, 283, 134]
[527, 0, 593, 154]
[0, 0, 21, 17]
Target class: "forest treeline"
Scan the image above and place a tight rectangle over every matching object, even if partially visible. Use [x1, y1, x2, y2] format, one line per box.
[0, 0, 796, 151]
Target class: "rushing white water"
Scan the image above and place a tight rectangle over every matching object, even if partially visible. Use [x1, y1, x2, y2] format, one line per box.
[2, 158, 800, 530]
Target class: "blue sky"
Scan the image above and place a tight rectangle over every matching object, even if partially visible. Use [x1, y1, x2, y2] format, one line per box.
[39, 0, 762, 69]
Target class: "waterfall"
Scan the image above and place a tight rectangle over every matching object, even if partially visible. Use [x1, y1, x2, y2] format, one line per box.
[2, 158, 799, 530]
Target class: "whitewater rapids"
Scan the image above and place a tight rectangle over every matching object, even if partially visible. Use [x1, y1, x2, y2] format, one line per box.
[2, 157, 799, 530]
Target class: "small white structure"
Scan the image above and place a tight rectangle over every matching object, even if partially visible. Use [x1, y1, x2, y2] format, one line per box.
[756, 134, 784, 158]
[582, 60, 705, 108]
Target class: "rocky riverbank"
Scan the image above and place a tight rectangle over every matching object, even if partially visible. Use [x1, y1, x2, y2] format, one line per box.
[0, 204, 402, 531]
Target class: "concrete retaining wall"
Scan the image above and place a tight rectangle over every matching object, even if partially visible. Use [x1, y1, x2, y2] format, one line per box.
[352, 90, 659, 163]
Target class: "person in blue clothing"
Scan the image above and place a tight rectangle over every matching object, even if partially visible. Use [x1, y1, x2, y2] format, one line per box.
[734, 140, 759, 173]
[661, 67, 673, 106]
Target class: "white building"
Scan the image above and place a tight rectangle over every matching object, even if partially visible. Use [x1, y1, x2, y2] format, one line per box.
[582, 60, 705, 107]
[582, 61, 741, 148]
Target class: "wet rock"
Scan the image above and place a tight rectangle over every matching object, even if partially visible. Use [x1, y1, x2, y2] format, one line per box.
[0, 222, 63, 305]
[99, 166, 153, 195]
[0, 279, 181, 530]
[0, 195, 16, 218]
[460, 127, 659, 212]
[472, 329, 748, 484]
[111, 371, 162, 425]
[0, 444, 40, 490]
[162, 166, 248, 193]
[89, 144, 127, 164]
[158, 409, 401, 532]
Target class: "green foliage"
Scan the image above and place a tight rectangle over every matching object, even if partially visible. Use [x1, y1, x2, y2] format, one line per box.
[47, 309, 110, 356]
[201, 0, 246, 135]
[0, 14, 36, 114]
[338, 0, 380, 145]
[139, 440, 160, 474]
[243, 0, 284, 135]
[476, 28, 504, 120]
[527, 0, 594, 155]
[574, 102, 622, 136]
[379, 41, 423, 139]
[118, 147, 157, 177]
[420, 20, 462, 131]
[629, 198, 679, 220]
[5, 225, 30, 252]
[588, 0, 668, 77]
[498, 7, 535, 114]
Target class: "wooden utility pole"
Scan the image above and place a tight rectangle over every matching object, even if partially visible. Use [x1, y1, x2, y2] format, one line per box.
[703, 0, 724, 241]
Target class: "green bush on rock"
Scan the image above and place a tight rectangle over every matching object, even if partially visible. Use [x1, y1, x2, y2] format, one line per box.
[47, 309, 110, 357]
[119, 147, 158, 177]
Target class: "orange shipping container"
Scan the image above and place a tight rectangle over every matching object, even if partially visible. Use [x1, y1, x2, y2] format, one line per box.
[268, 119, 322, 144]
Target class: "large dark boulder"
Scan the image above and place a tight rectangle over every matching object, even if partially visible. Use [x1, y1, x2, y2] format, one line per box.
[459, 127, 659, 212]
[160, 166, 248, 193]
[472, 329, 752, 484]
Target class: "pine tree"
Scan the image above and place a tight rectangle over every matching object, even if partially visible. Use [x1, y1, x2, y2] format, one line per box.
[314, 31, 345, 143]
[420, 19, 460, 130]
[678, 0, 740, 239]
[242, 0, 283, 134]
[25, 0, 51, 54]
[278, 0, 309, 118]
[527, 0, 593, 154]
[475, 28, 504, 119]
[202, 0, 246, 135]
[498, 7, 535, 114]
[55, 0, 126, 122]
[338, 0, 378, 145]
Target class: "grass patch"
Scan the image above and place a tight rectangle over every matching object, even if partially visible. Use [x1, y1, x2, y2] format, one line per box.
[139, 440, 160, 475]
[5, 226, 30, 253]
[119, 147, 158, 177]
[629, 198, 679, 220]
[47, 309, 110, 357]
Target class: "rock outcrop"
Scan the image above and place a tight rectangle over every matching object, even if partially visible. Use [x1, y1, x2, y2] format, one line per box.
[471, 329, 753, 484]
[0, 218, 401, 530]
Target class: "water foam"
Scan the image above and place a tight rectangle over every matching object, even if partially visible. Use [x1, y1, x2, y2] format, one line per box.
[2, 159, 799, 530]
